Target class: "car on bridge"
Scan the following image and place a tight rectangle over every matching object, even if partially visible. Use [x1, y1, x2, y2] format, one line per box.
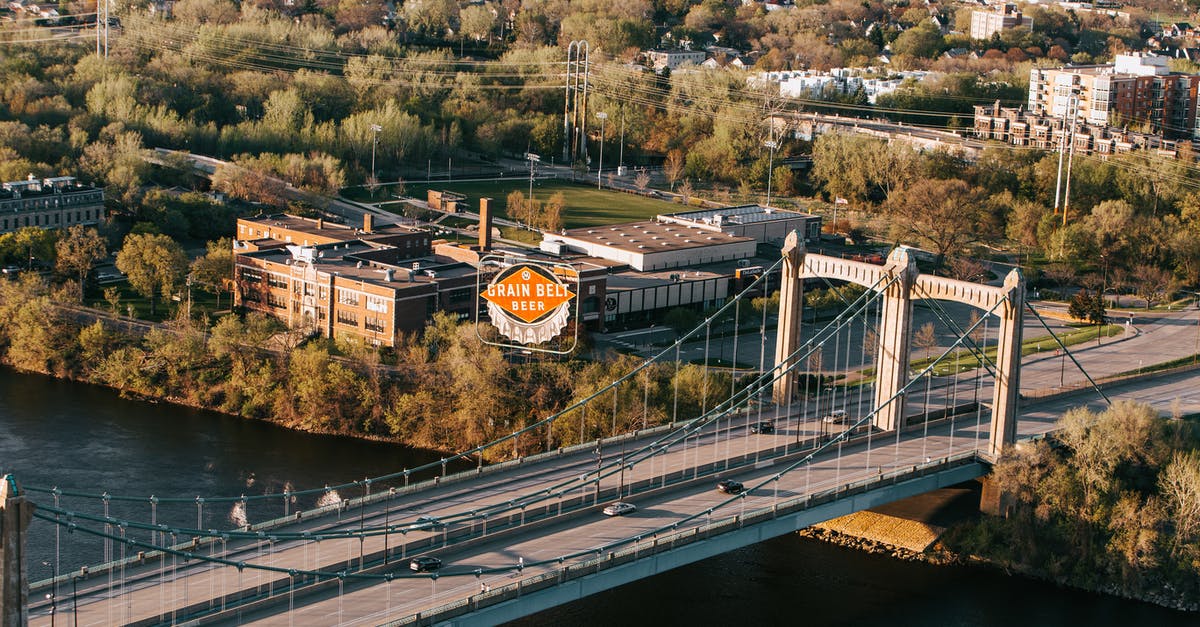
[750, 421, 775, 434]
[716, 480, 744, 494]
[409, 556, 442, 572]
[603, 502, 636, 516]
[822, 410, 849, 424]
[406, 515, 444, 531]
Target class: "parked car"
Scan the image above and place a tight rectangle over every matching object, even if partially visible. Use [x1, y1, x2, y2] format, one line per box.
[1, 266, 19, 277]
[603, 502, 636, 516]
[749, 421, 775, 434]
[822, 410, 849, 424]
[716, 480, 744, 494]
[409, 556, 442, 572]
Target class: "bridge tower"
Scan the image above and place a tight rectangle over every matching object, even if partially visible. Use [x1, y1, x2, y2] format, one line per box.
[0, 475, 34, 627]
[772, 232, 1024, 456]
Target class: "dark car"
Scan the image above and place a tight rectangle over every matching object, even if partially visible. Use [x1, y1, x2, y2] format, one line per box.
[750, 421, 775, 434]
[409, 556, 442, 572]
[717, 480, 744, 494]
[406, 515, 443, 531]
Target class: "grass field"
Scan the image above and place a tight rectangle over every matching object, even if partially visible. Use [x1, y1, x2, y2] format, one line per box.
[355, 179, 681, 229]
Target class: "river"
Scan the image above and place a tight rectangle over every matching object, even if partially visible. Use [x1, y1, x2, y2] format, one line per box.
[0, 369, 1192, 625]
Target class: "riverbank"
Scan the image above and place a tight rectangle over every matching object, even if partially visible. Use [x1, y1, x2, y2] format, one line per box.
[807, 484, 1200, 614]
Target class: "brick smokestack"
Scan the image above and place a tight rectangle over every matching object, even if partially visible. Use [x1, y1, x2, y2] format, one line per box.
[363, 213, 373, 234]
[478, 197, 493, 250]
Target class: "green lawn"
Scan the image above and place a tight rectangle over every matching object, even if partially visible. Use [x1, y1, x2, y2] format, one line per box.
[352, 179, 681, 229]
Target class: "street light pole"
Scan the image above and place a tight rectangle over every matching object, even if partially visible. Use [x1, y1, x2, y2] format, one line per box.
[764, 140, 778, 207]
[596, 112, 608, 190]
[370, 124, 382, 195]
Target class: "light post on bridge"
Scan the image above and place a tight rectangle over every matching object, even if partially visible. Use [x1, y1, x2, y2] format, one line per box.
[42, 560, 56, 627]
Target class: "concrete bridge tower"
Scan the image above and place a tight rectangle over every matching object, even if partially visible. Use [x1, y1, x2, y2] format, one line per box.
[772, 232, 1024, 456]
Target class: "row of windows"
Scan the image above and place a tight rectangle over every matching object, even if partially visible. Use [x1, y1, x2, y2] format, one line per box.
[267, 273, 288, 289]
[337, 288, 360, 306]
[1, 209, 100, 232]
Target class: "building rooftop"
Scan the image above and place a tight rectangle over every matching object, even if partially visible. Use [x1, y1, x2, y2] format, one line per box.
[556, 220, 754, 254]
[660, 204, 817, 227]
[241, 213, 424, 241]
[240, 241, 476, 287]
[0, 176, 97, 201]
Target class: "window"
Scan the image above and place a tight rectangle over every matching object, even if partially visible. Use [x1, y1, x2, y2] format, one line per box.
[336, 310, 358, 326]
[267, 273, 288, 289]
[364, 316, 385, 332]
[337, 288, 360, 306]
[267, 293, 287, 308]
[366, 295, 388, 312]
[319, 286, 328, 300]
[240, 268, 263, 282]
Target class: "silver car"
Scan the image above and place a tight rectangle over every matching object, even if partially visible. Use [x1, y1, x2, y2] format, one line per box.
[603, 502, 636, 516]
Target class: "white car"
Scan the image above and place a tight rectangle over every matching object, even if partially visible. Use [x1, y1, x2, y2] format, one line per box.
[602, 502, 636, 516]
[822, 410, 849, 424]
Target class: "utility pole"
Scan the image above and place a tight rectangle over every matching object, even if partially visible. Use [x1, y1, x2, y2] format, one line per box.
[764, 139, 778, 208]
[564, 41, 588, 165]
[1062, 94, 1079, 226]
[617, 111, 625, 175]
[595, 112, 607, 189]
[369, 124, 382, 193]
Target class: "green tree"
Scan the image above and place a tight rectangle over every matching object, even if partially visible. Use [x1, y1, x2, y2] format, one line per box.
[190, 238, 233, 310]
[55, 225, 107, 295]
[115, 233, 188, 317]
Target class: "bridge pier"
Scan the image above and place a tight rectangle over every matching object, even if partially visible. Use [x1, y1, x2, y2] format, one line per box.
[0, 475, 35, 627]
[872, 248, 917, 432]
[772, 233, 805, 402]
[988, 269, 1025, 456]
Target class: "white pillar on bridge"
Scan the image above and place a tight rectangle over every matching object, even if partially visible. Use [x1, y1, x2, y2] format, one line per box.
[989, 268, 1025, 456]
[772, 232, 805, 402]
[0, 475, 35, 627]
[872, 247, 917, 432]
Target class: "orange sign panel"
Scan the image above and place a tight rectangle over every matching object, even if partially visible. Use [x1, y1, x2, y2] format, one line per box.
[482, 271, 575, 323]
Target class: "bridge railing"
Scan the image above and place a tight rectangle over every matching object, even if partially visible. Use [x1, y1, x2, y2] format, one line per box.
[384, 451, 982, 627]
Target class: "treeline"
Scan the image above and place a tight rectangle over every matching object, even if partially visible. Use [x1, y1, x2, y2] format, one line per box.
[946, 401, 1200, 609]
[0, 275, 731, 458]
[810, 133, 1200, 296]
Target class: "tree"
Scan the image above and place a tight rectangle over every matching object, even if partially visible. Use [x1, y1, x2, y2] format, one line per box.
[55, 225, 107, 297]
[664, 149, 685, 192]
[459, 4, 496, 42]
[914, 322, 938, 362]
[1132, 264, 1177, 310]
[1069, 289, 1106, 325]
[115, 233, 188, 317]
[190, 238, 233, 310]
[634, 170, 651, 192]
[887, 178, 987, 265]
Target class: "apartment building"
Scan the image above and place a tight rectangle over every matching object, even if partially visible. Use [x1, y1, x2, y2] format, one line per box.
[1028, 53, 1200, 140]
[0, 175, 105, 235]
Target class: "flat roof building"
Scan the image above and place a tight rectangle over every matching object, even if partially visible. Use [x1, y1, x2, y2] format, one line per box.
[656, 205, 821, 246]
[0, 175, 104, 235]
[540, 220, 757, 272]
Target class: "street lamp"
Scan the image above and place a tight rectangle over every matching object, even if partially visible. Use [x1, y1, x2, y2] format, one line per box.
[525, 152, 540, 230]
[42, 561, 56, 627]
[369, 124, 383, 195]
[763, 140, 779, 208]
[596, 111, 608, 190]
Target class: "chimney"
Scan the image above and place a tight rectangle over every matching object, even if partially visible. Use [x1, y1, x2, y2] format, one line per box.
[363, 213, 373, 234]
[478, 197, 494, 250]
[384, 269, 394, 282]
[317, 218, 324, 230]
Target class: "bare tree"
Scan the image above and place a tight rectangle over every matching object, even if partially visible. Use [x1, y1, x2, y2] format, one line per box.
[634, 170, 651, 192]
[914, 322, 938, 362]
[664, 149, 685, 192]
[1133, 264, 1178, 309]
[948, 257, 988, 283]
[678, 179, 694, 205]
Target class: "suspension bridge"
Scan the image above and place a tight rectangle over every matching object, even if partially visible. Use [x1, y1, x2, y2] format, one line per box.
[5, 235, 1198, 626]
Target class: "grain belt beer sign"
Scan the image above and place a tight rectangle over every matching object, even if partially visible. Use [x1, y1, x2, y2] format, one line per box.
[478, 258, 578, 353]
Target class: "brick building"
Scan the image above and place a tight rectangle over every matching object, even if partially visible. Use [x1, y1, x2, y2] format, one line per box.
[0, 175, 105, 235]
[1028, 53, 1200, 140]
